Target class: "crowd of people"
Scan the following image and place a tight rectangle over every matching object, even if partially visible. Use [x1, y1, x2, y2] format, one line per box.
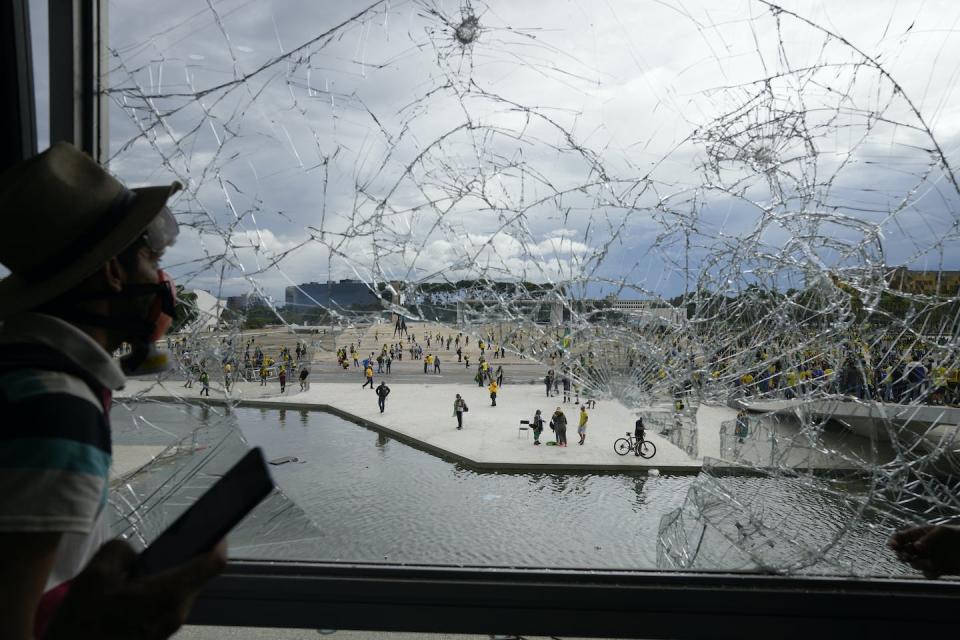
[171, 334, 312, 395]
[708, 336, 960, 407]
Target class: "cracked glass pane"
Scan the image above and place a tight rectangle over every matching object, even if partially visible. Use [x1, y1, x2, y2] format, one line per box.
[105, 0, 960, 577]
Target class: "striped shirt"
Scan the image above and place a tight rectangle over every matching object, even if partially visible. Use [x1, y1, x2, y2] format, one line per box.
[0, 313, 125, 589]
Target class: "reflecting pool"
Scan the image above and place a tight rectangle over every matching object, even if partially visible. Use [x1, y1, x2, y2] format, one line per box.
[110, 403, 909, 575]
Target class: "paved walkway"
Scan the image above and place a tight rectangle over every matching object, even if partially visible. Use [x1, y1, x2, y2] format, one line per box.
[119, 379, 727, 473]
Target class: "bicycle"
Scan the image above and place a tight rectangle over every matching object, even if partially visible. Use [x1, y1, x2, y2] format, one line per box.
[614, 432, 657, 459]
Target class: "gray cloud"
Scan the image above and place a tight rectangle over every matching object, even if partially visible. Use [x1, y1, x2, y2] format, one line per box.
[92, 0, 960, 301]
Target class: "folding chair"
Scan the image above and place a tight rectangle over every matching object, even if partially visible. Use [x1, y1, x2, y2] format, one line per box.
[518, 419, 531, 439]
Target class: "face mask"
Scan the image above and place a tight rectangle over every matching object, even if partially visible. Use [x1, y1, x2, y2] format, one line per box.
[120, 270, 178, 376]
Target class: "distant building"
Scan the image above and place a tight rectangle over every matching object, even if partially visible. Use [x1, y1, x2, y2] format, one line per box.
[225, 292, 271, 311]
[609, 299, 684, 324]
[576, 298, 682, 325]
[285, 279, 379, 309]
[181, 289, 224, 332]
[888, 268, 960, 296]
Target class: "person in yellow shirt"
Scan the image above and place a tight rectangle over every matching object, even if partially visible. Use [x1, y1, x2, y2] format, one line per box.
[577, 405, 589, 445]
[362, 364, 374, 389]
[740, 372, 754, 395]
[488, 380, 499, 406]
[948, 368, 960, 406]
[933, 365, 948, 405]
[785, 370, 798, 398]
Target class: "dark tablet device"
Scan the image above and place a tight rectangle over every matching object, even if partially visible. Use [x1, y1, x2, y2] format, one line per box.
[133, 446, 274, 576]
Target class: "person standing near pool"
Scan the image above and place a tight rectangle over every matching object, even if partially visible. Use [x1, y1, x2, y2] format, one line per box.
[531, 409, 544, 445]
[634, 417, 646, 457]
[577, 405, 589, 445]
[299, 366, 310, 391]
[0, 143, 225, 639]
[552, 407, 568, 447]
[453, 393, 468, 429]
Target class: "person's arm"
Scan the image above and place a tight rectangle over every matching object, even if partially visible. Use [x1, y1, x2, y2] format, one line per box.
[0, 532, 61, 640]
[889, 524, 960, 578]
[44, 538, 226, 639]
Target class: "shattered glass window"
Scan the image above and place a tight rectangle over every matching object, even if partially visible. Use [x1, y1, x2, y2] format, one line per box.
[106, 0, 960, 577]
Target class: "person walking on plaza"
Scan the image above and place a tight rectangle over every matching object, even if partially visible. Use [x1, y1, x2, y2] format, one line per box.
[200, 369, 210, 396]
[453, 393, 468, 429]
[488, 380, 499, 406]
[376, 381, 391, 413]
[562, 374, 571, 403]
[363, 364, 375, 389]
[495, 364, 504, 387]
[386, 354, 392, 374]
[577, 405, 589, 445]
[532, 409, 544, 445]
[475, 367, 484, 387]
[259, 363, 269, 386]
[434, 354, 441, 373]
[0, 143, 225, 639]
[278, 366, 287, 393]
[457, 346, 462, 362]
[545, 370, 554, 397]
[424, 353, 431, 374]
[552, 407, 568, 446]
[299, 367, 310, 391]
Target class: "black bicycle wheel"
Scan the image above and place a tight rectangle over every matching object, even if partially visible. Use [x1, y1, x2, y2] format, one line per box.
[638, 440, 657, 459]
[614, 438, 632, 456]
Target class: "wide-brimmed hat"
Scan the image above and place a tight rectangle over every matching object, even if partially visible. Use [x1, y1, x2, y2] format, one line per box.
[0, 142, 181, 319]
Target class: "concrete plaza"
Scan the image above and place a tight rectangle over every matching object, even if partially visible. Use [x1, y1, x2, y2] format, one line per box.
[118, 376, 736, 475]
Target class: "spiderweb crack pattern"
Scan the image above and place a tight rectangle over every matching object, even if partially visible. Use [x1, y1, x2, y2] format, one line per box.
[105, 0, 960, 575]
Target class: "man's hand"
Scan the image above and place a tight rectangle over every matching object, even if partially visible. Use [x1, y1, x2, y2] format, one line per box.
[888, 524, 960, 579]
[44, 538, 227, 640]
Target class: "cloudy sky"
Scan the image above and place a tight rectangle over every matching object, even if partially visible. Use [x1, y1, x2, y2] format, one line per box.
[27, 0, 960, 302]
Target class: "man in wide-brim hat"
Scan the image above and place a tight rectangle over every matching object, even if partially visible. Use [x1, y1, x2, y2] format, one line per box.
[0, 143, 224, 639]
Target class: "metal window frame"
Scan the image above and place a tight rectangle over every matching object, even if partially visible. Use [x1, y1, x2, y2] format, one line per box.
[190, 560, 960, 637]
[0, 0, 37, 171]
[48, 0, 108, 162]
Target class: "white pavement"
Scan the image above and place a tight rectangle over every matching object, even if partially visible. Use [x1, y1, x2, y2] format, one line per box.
[119, 379, 727, 473]
[110, 444, 166, 482]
